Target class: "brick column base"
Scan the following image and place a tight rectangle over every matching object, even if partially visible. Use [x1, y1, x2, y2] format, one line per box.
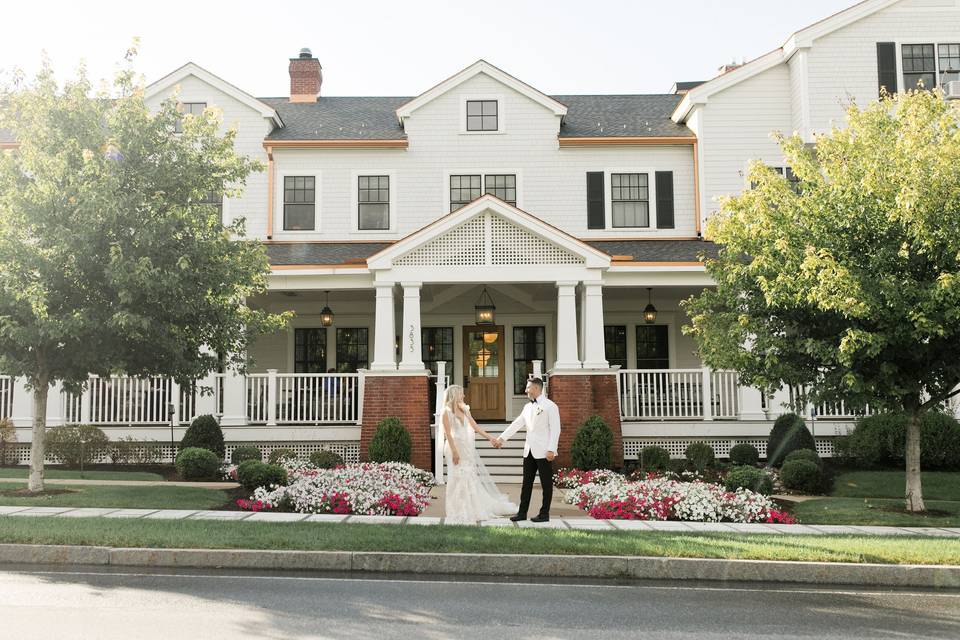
[360, 373, 432, 471]
[547, 372, 623, 469]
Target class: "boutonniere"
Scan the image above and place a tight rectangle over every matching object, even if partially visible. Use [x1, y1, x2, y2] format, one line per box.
[535, 407, 544, 417]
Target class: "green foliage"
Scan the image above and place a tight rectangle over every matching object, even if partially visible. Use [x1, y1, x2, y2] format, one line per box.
[780, 459, 823, 494]
[767, 413, 815, 467]
[174, 447, 220, 480]
[236, 460, 288, 492]
[684, 442, 715, 472]
[309, 450, 344, 469]
[729, 443, 760, 466]
[367, 417, 412, 463]
[230, 445, 262, 465]
[784, 448, 822, 468]
[179, 415, 225, 459]
[723, 465, 773, 495]
[843, 412, 960, 470]
[0, 418, 16, 465]
[267, 448, 297, 464]
[46, 425, 110, 468]
[107, 436, 161, 466]
[570, 415, 614, 471]
[639, 446, 671, 473]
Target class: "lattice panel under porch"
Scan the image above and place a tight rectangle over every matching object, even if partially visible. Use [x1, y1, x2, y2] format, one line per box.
[394, 216, 486, 266]
[489, 214, 583, 265]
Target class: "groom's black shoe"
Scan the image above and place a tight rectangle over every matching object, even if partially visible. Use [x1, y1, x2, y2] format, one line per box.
[509, 514, 527, 522]
[530, 514, 550, 523]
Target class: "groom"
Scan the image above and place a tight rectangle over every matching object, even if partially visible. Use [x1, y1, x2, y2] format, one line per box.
[494, 377, 560, 522]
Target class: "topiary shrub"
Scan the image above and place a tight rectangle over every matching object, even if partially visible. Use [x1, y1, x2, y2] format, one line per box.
[916, 412, 960, 469]
[729, 443, 760, 467]
[268, 448, 297, 464]
[236, 460, 288, 491]
[767, 413, 815, 467]
[639, 445, 671, 473]
[684, 442, 715, 472]
[723, 465, 773, 495]
[570, 415, 613, 471]
[309, 449, 344, 469]
[368, 417, 412, 463]
[231, 445, 262, 465]
[843, 412, 960, 470]
[47, 425, 110, 468]
[180, 414, 225, 459]
[783, 448, 821, 468]
[0, 418, 17, 466]
[780, 459, 822, 494]
[175, 447, 221, 480]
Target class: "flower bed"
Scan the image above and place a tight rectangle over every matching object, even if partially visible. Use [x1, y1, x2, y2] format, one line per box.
[561, 469, 795, 524]
[239, 460, 435, 517]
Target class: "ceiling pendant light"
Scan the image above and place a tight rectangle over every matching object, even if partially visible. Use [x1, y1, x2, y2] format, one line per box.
[643, 287, 658, 324]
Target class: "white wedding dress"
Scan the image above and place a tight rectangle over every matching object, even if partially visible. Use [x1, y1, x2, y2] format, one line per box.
[443, 408, 517, 524]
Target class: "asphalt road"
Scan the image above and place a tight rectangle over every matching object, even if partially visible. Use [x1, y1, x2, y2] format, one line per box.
[1, 565, 958, 639]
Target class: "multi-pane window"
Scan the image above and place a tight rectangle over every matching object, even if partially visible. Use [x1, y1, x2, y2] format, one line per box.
[513, 326, 545, 394]
[604, 326, 627, 370]
[450, 174, 481, 211]
[422, 327, 454, 402]
[939, 43, 960, 82]
[636, 325, 669, 369]
[175, 102, 206, 133]
[199, 191, 223, 218]
[358, 175, 389, 230]
[336, 328, 369, 373]
[902, 44, 936, 89]
[484, 174, 516, 206]
[294, 328, 327, 373]
[283, 176, 316, 231]
[611, 173, 649, 228]
[466, 100, 498, 131]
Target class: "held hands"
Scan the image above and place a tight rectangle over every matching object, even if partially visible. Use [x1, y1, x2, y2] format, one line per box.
[492, 437, 504, 449]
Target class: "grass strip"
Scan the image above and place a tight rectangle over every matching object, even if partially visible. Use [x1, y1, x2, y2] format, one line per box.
[0, 469, 165, 481]
[829, 471, 960, 501]
[793, 497, 960, 527]
[0, 483, 230, 510]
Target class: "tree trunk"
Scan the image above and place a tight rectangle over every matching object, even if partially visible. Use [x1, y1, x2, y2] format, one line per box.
[904, 409, 925, 513]
[28, 383, 49, 493]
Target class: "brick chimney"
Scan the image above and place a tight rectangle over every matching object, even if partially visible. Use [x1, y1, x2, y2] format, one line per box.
[289, 48, 322, 103]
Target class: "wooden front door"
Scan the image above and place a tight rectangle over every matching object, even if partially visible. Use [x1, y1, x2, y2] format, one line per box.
[463, 326, 505, 420]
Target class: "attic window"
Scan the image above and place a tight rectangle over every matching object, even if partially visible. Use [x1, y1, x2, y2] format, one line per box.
[466, 100, 498, 131]
[175, 102, 206, 133]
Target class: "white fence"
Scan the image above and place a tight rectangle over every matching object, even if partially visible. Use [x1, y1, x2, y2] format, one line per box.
[619, 368, 740, 421]
[247, 370, 361, 426]
[60, 375, 225, 425]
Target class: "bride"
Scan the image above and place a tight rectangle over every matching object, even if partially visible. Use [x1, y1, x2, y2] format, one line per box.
[441, 384, 517, 524]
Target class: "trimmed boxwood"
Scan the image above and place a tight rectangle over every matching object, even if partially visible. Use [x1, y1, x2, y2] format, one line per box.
[723, 465, 773, 495]
[47, 425, 110, 468]
[230, 445, 262, 464]
[843, 411, 960, 469]
[180, 414, 225, 459]
[309, 449, 344, 469]
[685, 442, 715, 472]
[767, 413, 815, 467]
[236, 460, 288, 492]
[729, 443, 760, 466]
[571, 415, 614, 471]
[368, 417, 412, 463]
[780, 459, 822, 494]
[783, 448, 821, 468]
[268, 448, 297, 464]
[175, 447, 221, 480]
[639, 445, 671, 473]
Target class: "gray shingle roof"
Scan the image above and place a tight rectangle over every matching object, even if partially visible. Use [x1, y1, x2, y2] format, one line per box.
[553, 95, 693, 138]
[586, 239, 718, 262]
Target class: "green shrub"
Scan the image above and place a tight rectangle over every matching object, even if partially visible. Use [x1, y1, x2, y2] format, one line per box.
[309, 449, 344, 469]
[231, 445, 262, 465]
[368, 417, 412, 463]
[780, 459, 822, 494]
[47, 425, 110, 468]
[767, 413, 815, 467]
[179, 414, 225, 459]
[0, 418, 17, 465]
[783, 448, 821, 468]
[639, 446, 671, 473]
[723, 465, 773, 495]
[684, 442, 715, 472]
[729, 443, 760, 466]
[174, 447, 221, 480]
[268, 448, 297, 464]
[236, 460, 288, 492]
[570, 415, 614, 471]
[108, 436, 162, 466]
[667, 458, 689, 475]
[844, 412, 960, 469]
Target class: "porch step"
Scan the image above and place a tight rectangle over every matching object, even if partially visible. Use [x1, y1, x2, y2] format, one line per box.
[441, 422, 538, 482]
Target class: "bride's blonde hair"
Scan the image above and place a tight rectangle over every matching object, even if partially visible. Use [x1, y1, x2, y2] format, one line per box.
[443, 384, 464, 412]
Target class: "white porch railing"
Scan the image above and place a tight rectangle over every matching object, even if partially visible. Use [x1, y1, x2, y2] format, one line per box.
[619, 368, 740, 421]
[247, 370, 361, 426]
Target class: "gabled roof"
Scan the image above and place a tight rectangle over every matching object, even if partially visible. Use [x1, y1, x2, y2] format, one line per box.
[672, 0, 902, 122]
[555, 94, 693, 138]
[260, 97, 407, 140]
[395, 60, 568, 123]
[145, 62, 283, 127]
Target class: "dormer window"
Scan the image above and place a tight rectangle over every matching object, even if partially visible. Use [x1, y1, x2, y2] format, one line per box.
[466, 100, 498, 131]
[174, 102, 206, 133]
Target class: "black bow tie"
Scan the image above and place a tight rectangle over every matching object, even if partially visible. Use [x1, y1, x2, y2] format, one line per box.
[530, 398, 538, 404]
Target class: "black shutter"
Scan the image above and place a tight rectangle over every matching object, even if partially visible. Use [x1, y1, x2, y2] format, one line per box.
[877, 42, 898, 96]
[586, 172, 605, 229]
[655, 171, 675, 229]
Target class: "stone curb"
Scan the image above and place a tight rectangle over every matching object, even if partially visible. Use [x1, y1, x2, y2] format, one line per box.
[0, 543, 957, 588]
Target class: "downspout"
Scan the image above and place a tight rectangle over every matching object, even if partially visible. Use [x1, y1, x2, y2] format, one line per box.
[266, 145, 274, 240]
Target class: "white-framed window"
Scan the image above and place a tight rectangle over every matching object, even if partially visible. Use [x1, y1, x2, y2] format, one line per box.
[603, 168, 657, 230]
[350, 171, 396, 233]
[444, 170, 522, 213]
[460, 95, 505, 134]
[175, 102, 206, 133]
[899, 41, 960, 89]
[281, 174, 317, 232]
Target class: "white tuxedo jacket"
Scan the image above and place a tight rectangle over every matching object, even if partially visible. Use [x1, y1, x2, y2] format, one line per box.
[499, 396, 561, 459]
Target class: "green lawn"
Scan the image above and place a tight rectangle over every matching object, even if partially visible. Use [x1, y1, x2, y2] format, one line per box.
[0, 468, 165, 481]
[0, 517, 955, 565]
[794, 497, 960, 527]
[830, 471, 960, 501]
[0, 482, 231, 510]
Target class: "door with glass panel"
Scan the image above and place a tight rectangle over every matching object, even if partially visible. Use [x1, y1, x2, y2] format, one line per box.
[462, 326, 505, 420]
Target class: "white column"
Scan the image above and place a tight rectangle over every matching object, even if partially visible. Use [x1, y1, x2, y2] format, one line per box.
[266, 368, 278, 426]
[371, 282, 397, 371]
[581, 281, 609, 369]
[738, 386, 766, 421]
[194, 371, 218, 417]
[10, 377, 33, 428]
[701, 367, 713, 421]
[399, 282, 425, 371]
[554, 281, 581, 370]
[219, 366, 247, 426]
[45, 381, 65, 427]
[170, 380, 181, 426]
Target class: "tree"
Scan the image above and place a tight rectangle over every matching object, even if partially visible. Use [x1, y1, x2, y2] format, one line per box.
[0, 50, 287, 491]
[684, 89, 960, 512]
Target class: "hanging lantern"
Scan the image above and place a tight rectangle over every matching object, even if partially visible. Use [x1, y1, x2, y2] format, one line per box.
[643, 287, 658, 324]
[474, 286, 496, 326]
[320, 291, 335, 327]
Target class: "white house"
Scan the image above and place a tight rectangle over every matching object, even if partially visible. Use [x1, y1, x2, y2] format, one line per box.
[4, 0, 959, 479]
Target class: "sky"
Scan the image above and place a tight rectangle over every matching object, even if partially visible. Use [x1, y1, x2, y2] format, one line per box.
[1, 0, 856, 97]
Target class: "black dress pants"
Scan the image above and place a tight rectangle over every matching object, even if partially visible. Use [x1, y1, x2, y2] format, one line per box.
[518, 452, 553, 517]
